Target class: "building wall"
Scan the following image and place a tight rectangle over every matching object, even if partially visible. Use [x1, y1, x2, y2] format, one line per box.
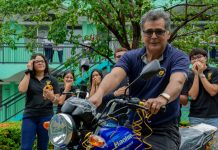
[2, 83, 18, 100]
[0, 20, 96, 103]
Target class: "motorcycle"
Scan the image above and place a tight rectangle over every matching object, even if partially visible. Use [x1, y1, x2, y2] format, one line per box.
[47, 59, 161, 149]
[47, 60, 217, 150]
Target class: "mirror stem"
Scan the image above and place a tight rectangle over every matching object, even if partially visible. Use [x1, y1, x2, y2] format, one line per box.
[124, 75, 142, 100]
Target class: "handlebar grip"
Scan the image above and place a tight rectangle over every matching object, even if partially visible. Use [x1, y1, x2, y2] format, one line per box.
[138, 101, 144, 106]
[113, 98, 166, 112]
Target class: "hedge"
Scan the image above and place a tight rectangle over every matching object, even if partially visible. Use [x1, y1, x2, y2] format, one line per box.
[0, 122, 21, 149]
[0, 122, 53, 149]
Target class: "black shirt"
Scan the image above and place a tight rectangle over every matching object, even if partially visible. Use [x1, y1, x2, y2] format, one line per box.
[57, 86, 76, 113]
[24, 74, 59, 117]
[184, 67, 218, 118]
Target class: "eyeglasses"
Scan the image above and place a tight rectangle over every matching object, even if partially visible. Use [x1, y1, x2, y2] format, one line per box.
[143, 29, 166, 37]
[34, 60, 45, 64]
[191, 54, 205, 60]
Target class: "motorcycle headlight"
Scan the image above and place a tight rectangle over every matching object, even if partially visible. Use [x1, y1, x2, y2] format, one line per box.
[48, 113, 76, 148]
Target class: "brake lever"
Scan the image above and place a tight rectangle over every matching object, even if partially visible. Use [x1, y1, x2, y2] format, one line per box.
[132, 100, 166, 112]
[113, 99, 166, 113]
[62, 92, 75, 94]
[126, 102, 149, 111]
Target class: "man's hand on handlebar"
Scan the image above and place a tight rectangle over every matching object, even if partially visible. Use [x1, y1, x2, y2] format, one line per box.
[142, 97, 167, 114]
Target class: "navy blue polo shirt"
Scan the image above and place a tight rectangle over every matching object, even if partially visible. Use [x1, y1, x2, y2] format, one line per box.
[115, 44, 189, 126]
[24, 74, 60, 117]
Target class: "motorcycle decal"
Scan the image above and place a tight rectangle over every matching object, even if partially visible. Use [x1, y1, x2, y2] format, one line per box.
[207, 72, 212, 81]
[95, 122, 148, 150]
[82, 132, 92, 149]
[132, 109, 153, 149]
[113, 134, 133, 148]
[157, 67, 166, 77]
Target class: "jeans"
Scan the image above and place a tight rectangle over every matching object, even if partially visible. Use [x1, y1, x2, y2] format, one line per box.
[189, 117, 218, 148]
[21, 115, 53, 150]
[144, 119, 180, 150]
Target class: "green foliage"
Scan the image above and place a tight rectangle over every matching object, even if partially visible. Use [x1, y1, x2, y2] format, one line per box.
[0, 0, 217, 67]
[0, 122, 21, 149]
[168, 0, 218, 54]
[0, 122, 53, 149]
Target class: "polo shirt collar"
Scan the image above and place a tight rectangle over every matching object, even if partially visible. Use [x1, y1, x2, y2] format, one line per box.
[32, 73, 50, 80]
[44, 73, 50, 78]
[141, 44, 169, 64]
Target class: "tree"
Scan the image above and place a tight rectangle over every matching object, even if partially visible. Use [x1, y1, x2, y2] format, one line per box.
[0, 0, 217, 66]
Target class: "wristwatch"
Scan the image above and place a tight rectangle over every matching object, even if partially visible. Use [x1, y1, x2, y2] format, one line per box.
[25, 69, 33, 75]
[159, 92, 170, 104]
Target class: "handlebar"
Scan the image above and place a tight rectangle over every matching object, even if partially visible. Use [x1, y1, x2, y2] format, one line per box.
[95, 97, 166, 124]
[62, 92, 75, 94]
[112, 99, 148, 110]
[112, 98, 166, 113]
[98, 97, 166, 120]
[62, 91, 89, 99]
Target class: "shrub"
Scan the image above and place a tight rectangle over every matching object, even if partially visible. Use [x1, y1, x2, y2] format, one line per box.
[0, 122, 21, 149]
[0, 122, 53, 149]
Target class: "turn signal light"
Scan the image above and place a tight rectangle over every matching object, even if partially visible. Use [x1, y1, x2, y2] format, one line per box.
[89, 134, 105, 147]
[43, 121, 50, 130]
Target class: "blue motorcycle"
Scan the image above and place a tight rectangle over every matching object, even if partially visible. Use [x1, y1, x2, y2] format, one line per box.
[47, 60, 217, 150]
[48, 59, 161, 150]
[49, 97, 153, 149]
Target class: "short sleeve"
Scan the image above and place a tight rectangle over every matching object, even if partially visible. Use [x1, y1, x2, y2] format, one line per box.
[170, 51, 190, 78]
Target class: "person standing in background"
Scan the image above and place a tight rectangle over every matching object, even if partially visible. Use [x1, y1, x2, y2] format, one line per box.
[89, 69, 104, 98]
[43, 38, 53, 63]
[54, 44, 64, 63]
[57, 70, 76, 113]
[100, 47, 129, 119]
[18, 53, 60, 150]
[103, 47, 129, 101]
[181, 48, 218, 148]
[80, 58, 90, 75]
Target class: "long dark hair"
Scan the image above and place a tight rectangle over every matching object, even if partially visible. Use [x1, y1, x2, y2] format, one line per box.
[89, 69, 103, 86]
[31, 53, 49, 75]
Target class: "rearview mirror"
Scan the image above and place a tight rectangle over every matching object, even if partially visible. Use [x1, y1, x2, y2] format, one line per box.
[124, 59, 161, 97]
[140, 59, 161, 80]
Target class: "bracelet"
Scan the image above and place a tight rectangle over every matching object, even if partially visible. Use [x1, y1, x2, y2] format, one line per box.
[25, 69, 33, 75]
[159, 93, 170, 104]
[188, 96, 192, 101]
